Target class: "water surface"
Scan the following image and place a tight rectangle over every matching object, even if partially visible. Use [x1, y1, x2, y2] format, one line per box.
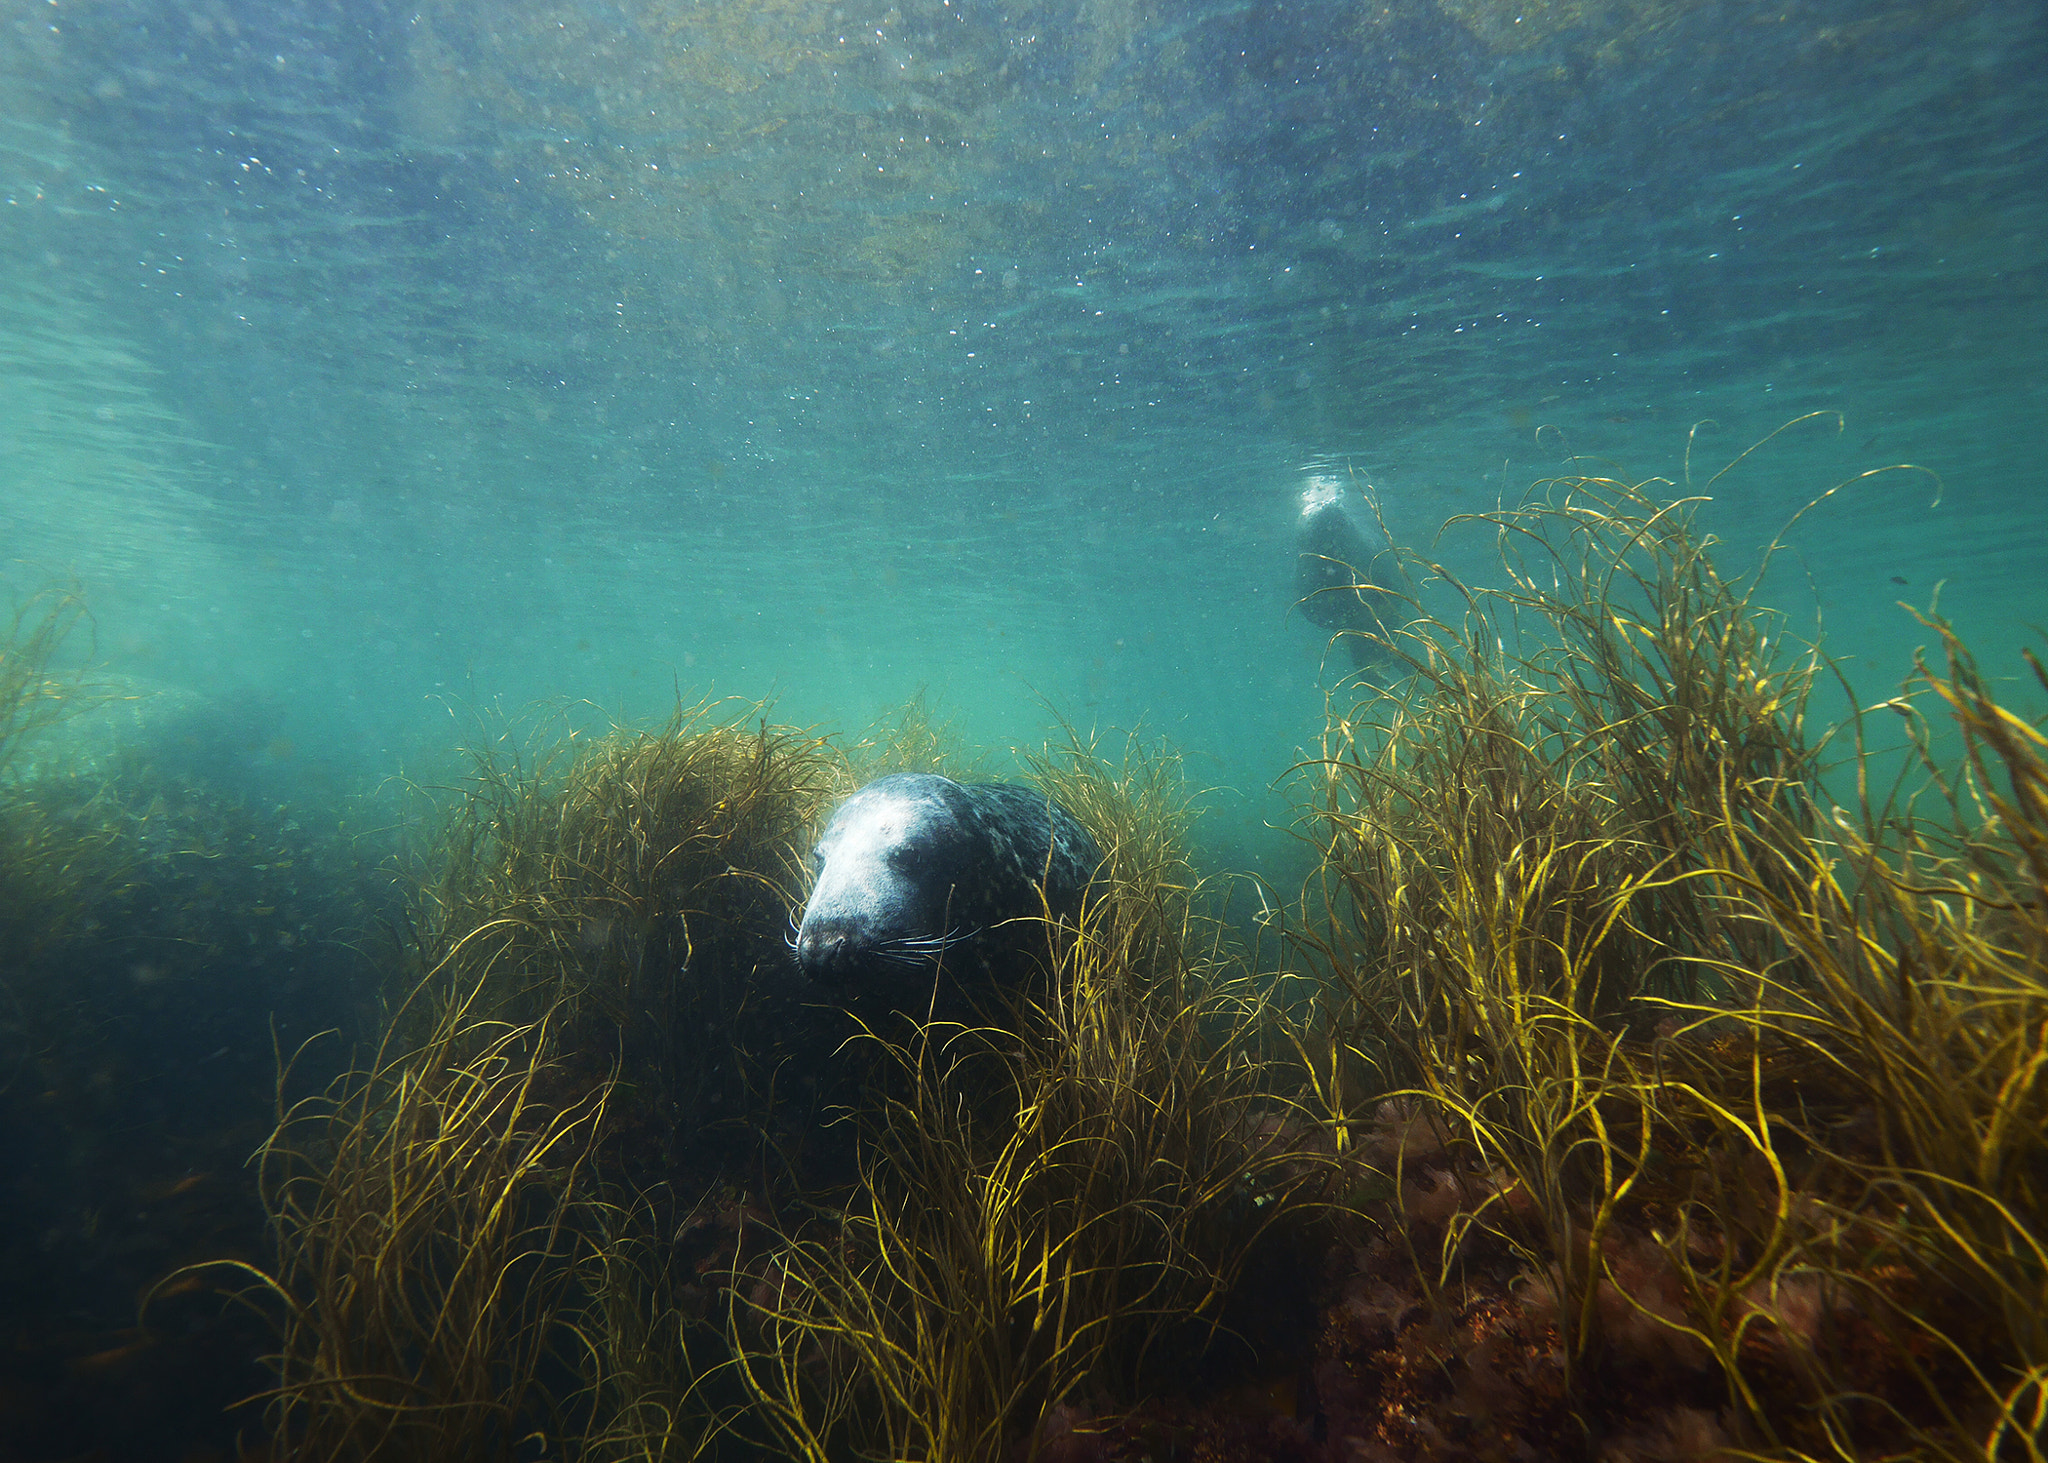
[3, 0, 2043, 858]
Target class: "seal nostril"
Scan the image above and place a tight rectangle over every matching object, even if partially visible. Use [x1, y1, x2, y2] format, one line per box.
[797, 926, 853, 982]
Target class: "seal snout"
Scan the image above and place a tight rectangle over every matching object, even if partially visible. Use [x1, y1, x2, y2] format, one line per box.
[795, 921, 862, 984]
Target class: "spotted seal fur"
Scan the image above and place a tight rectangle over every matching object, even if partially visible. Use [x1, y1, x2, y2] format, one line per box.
[794, 772, 1102, 1004]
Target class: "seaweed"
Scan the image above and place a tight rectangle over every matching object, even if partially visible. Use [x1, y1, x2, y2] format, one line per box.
[0, 586, 387, 1460]
[379, 699, 847, 1165]
[1292, 462, 2046, 1461]
[109, 460, 2048, 1462]
[188, 999, 612, 1463]
[731, 755, 1329, 1462]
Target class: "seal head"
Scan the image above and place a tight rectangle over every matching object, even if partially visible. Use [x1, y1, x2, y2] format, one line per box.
[1294, 473, 1401, 670]
[795, 772, 1102, 1004]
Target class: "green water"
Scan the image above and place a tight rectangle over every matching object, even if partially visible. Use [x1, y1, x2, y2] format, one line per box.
[2, 0, 2043, 870]
[0, 6, 2043, 1455]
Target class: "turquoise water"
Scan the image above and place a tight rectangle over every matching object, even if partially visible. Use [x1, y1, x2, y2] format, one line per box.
[2, 3, 2044, 1454]
[3, 0, 2043, 860]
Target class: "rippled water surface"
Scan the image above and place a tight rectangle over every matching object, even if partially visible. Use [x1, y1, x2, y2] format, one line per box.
[3, 0, 2043, 852]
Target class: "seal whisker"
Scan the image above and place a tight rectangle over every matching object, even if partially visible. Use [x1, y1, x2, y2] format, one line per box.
[898, 923, 981, 952]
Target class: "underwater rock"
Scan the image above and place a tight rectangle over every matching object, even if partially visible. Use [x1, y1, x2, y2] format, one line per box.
[794, 772, 1101, 1007]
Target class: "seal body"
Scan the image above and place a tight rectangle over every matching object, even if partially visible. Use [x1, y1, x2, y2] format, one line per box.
[795, 773, 1102, 1004]
[1294, 474, 1400, 670]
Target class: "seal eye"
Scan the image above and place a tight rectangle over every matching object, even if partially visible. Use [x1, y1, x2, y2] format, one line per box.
[890, 844, 925, 871]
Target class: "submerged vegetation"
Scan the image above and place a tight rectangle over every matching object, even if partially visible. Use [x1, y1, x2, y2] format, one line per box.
[383, 702, 848, 1143]
[736, 740, 1325, 1461]
[6, 455, 2045, 1462]
[195, 694, 1327, 1462]
[1294, 469, 2048, 1462]
[0, 586, 384, 1459]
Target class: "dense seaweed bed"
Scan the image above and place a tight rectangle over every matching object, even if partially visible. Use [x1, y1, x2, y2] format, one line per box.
[3, 472, 2043, 1463]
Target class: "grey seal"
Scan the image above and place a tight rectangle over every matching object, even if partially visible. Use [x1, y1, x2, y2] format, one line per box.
[794, 773, 1102, 1004]
[1294, 473, 1402, 670]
